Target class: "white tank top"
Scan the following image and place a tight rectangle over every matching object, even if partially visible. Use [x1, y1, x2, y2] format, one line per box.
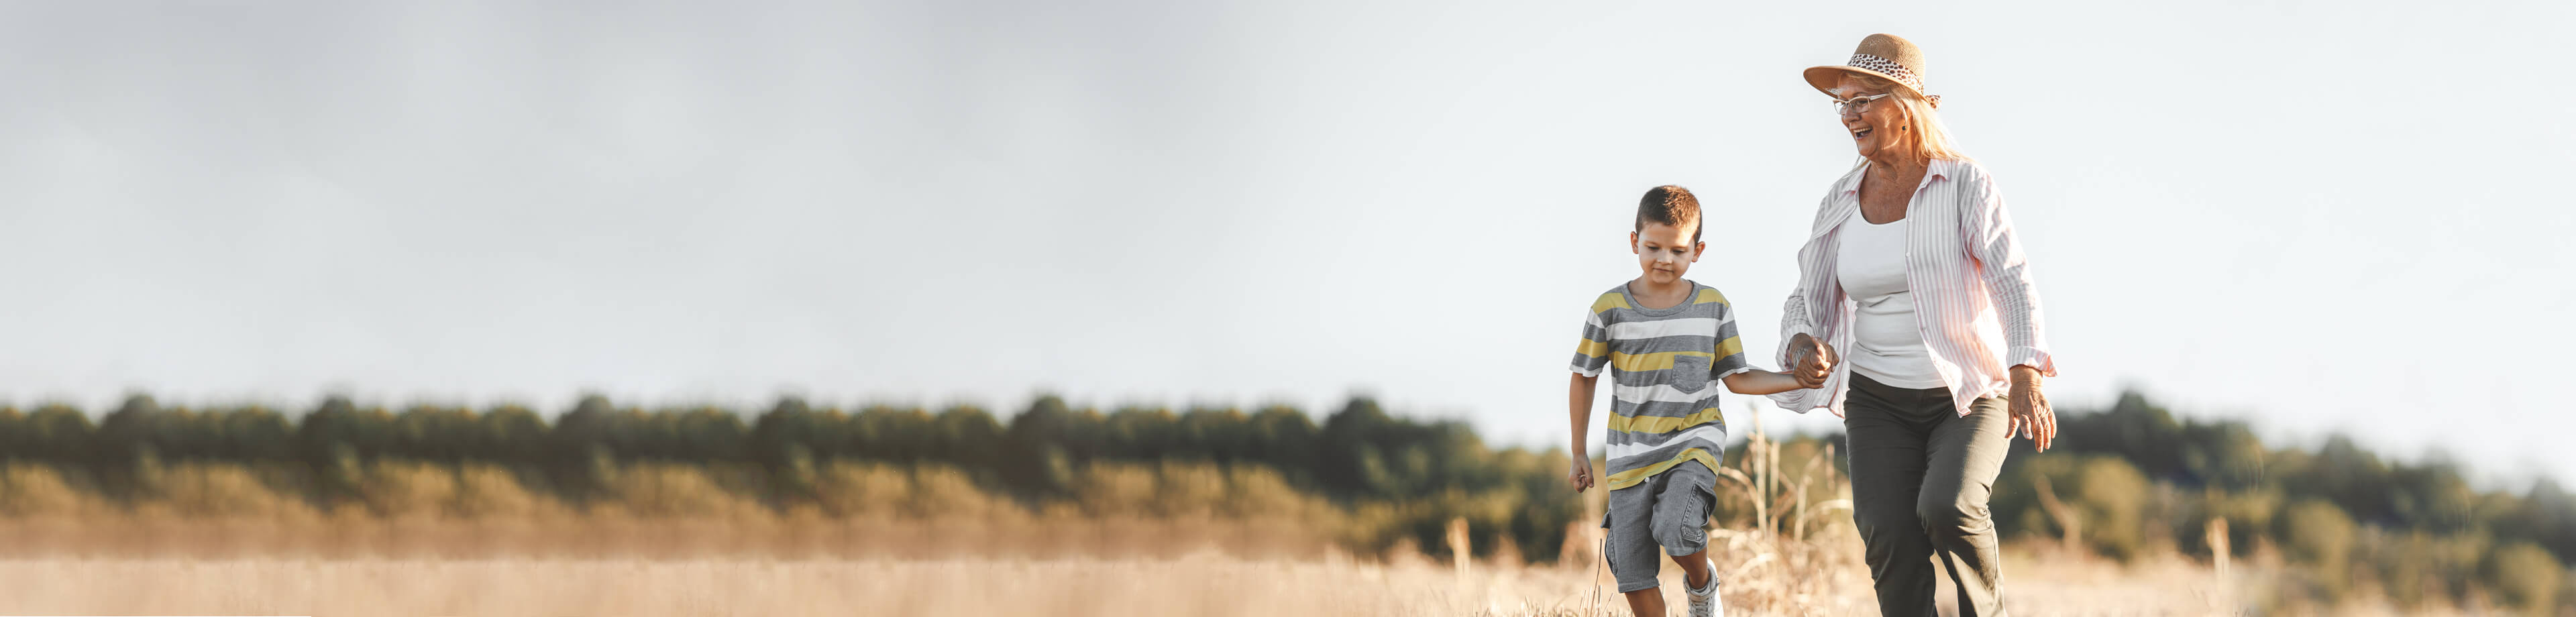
[1835, 215, 1947, 388]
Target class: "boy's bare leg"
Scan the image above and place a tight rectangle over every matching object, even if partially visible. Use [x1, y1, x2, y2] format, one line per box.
[1622, 587, 1665, 616]
[1673, 548, 1713, 589]
[1622, 550, 1717, 616]
[1622, 548, 1718, 615]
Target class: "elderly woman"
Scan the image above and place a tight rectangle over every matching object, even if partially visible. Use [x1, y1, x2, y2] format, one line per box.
[1770, 34, 2059, 617]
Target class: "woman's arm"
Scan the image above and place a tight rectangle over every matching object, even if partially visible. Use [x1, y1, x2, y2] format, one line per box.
[1772, 185, 1852, 411]
[1778, 283, 1817, 374]
[1963, 169, 2057, 450]
[1962, 172, 2054, 377]
[1778, 186, 1850, 391]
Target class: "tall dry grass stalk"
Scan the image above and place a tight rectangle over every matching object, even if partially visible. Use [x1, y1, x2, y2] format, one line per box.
[1701, 404, 1872, 615]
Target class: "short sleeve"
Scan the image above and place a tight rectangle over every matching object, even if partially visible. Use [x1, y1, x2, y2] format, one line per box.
[1711, 296, 1752, 379]
[1570, 308, 1612, 377]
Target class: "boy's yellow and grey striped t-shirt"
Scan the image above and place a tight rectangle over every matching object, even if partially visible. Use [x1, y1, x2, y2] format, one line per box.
[1570, 281, 1751, 490]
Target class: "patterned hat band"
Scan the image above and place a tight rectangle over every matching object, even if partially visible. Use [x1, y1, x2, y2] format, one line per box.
[1846, 53, 1941, 107]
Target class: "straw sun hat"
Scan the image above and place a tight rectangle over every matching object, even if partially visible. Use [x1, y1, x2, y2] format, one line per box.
[1803, 34, 1941, 108]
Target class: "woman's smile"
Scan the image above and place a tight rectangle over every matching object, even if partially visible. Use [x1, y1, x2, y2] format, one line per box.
[1845, 113, 1880, 147]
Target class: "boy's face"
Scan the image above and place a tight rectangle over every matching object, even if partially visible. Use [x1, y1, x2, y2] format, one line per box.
[1629, 221, 1703, 286]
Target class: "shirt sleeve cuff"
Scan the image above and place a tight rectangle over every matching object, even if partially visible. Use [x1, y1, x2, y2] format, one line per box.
[1572, 365, 1603, 378]
[1767, 389, 1811, 412]
[2008, 347, 2057, 377]
[1775, 327, 1815, 367]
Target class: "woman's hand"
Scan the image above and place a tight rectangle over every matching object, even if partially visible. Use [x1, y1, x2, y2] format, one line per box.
[2007, 365, 2055, 451]
[1788, 333, 1836, 388]
[1568, 455, 1595, 492]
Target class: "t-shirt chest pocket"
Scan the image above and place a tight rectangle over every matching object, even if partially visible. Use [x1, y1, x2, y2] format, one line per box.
[1671, 354, 1711, 391]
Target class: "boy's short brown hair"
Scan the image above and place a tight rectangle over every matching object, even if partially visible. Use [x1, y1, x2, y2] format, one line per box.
[1636, 185, 1703, 243]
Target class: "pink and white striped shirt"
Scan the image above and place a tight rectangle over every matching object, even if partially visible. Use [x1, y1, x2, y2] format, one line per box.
[1769, 158, 2057, 417]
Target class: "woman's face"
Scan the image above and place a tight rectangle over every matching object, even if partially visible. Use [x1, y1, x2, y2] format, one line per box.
[1835, 74, 1906, 160]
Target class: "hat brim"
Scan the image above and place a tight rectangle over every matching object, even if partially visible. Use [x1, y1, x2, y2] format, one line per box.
[1803, 65, 1925, 99]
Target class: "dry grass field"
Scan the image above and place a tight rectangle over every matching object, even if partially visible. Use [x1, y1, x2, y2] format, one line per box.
[0, 545, 2292, 616]
[0, 414, 2518, 615]
[0, 510, 2412, 616]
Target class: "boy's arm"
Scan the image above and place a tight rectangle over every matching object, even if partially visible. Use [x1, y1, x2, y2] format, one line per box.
[1722, 369, 1815, 395]
[1568, 300, 1613, 493]
[1568, 372, 1597, 492]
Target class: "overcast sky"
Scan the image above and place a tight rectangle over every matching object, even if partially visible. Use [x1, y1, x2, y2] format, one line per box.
[0, 1, 2568, 485]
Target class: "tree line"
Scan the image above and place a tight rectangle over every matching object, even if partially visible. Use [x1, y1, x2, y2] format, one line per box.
[0, 393, 1580, 562]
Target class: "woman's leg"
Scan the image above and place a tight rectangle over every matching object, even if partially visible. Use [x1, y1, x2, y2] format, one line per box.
[1918, 396, 2014, 616]
[1843, 374, 1939, 616]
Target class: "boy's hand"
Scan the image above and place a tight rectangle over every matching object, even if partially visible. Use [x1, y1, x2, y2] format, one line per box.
[1568, 456, 1594, 492]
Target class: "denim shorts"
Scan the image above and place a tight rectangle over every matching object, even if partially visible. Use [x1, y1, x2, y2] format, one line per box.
[1601, 459, 1718, 592]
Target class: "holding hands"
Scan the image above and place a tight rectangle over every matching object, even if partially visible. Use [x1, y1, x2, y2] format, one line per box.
[1787, 333, 1837, 389]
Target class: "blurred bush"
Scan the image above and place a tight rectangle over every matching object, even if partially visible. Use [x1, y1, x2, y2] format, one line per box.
[2485, 542, 2561, 614]
[0, 463, 95, 516]
[2279, 498, 2359, 595]
[1984, 390, 2576, 610]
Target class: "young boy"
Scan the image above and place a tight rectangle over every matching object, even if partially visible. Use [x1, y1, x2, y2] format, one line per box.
[1568, 185, 1818, 617]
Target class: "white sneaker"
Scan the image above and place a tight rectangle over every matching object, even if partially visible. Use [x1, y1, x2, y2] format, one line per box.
[1684, 560, 1723, 617]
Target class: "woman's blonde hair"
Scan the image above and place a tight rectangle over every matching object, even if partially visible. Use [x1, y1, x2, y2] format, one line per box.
[1842, 72, 1968, 163]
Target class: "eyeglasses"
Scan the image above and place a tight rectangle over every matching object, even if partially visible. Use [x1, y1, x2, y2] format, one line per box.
[1829, 93, 1894, 116]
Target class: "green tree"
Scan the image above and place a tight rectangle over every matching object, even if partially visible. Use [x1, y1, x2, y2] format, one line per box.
[1318, 397, 1396, 497]
[95, 393, 166, 465]
[297, 395, 394, 465]
[2179, 420, 2267, 490]
[23, 404, 95, 463]
[394, 404, 482, 463]
[1247, 404, 1317, 475]
[674, 406, 747, 462]
[220, 405, 295, 461]
[1103, 406, 1179, 461]
[1004, 395, 1078, 496]
[478, 404, 548, 463]
[933, 405, 1002, 472]
[0, 406, 25, 462]
[547, 394, 621, 498]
